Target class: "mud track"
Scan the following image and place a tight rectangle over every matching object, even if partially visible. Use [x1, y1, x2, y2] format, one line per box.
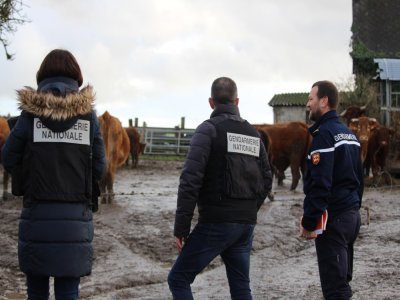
[0, 160, 399, 299]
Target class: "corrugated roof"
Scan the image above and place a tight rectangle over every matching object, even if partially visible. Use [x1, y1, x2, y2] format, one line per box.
[374, 58, 400, 80]
[268, 93, 308, 107]
[269, 91, 354, 107]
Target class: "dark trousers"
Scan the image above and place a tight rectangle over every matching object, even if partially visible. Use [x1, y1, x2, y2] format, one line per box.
[26, 274, 80, 300]
[168, 223, 255, 300]
[315, 209, 361, 300]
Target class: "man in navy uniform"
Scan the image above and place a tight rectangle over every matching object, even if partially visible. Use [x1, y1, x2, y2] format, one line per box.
[301, 80, 363, 299]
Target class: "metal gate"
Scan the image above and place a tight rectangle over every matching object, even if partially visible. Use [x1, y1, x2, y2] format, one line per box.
[138, 127, 195, 155]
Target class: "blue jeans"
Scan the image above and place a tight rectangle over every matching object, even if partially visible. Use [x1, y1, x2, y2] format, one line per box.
[168, 223, 255, 300]
[26, 274, 80, 300]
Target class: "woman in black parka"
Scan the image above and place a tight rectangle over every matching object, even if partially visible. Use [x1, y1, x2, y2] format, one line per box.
[2, 49, 106, 299]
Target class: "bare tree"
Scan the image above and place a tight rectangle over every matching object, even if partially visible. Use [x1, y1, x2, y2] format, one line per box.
[337, 74, 380, 119]
[0, 0, 28, 60]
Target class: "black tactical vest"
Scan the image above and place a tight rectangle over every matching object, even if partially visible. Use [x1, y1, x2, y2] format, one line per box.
[17, 112, 94, 203]
[198, 114, 266, 205]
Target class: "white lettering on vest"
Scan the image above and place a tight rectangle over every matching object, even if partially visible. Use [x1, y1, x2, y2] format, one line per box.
[33, 118, 90, 145]
[227, 132, 260, 157]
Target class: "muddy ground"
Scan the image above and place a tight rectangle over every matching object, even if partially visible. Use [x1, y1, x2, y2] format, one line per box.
[0, 159, 399, 300]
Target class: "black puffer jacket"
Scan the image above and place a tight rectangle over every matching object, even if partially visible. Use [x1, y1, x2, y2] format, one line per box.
[174, 104, 272, 238]
[2, 83, 106, 277]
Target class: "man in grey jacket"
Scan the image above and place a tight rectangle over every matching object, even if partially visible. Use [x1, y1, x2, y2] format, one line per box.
[168, 77, 272, 299]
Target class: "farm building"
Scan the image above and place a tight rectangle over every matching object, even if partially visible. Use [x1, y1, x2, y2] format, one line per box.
[351, 0, 400, 127]
[268, 93, 309, 124]
[268, 92, 353, 124]
[374, 59, 400, 127]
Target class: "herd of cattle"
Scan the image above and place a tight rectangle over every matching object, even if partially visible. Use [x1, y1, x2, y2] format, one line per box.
[255, 106, 395, 190]
[0, 106, 397, 202]
[341, 106, 395, 180]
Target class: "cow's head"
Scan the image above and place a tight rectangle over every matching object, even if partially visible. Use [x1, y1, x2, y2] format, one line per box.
[340, 105, 366, 125]
[349, 117, 379, 140]
[348, 116, 379, 162]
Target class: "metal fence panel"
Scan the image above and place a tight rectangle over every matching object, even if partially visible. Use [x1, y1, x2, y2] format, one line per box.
[137, 127, 195, 155]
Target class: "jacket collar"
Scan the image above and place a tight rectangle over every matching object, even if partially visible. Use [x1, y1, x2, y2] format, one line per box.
[210, 103, 240, 118]
[309, 110, 338, 135]
[37, 76, 79, 97]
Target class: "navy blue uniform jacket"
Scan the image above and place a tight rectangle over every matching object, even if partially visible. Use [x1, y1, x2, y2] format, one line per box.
[302, 110, 363, 231]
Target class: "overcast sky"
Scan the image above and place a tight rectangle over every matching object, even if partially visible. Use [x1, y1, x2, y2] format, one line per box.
[0, 0, 353, 128]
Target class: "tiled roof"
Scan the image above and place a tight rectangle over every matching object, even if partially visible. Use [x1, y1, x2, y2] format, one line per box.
[268, 93, 308, 107]
[374, 58, 400, 80]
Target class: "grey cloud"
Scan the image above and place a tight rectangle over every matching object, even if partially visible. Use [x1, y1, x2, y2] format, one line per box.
[0, 0, 353, 127]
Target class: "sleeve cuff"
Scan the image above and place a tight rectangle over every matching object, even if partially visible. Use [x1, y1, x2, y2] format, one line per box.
[301, 215, 317, 231]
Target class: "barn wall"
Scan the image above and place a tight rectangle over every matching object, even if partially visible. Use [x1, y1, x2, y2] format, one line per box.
[273, 107, 307, 124]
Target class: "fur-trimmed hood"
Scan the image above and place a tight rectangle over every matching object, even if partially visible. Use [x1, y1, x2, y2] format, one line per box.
[17, 85, 95, 132]
[17, 85, 95, 120]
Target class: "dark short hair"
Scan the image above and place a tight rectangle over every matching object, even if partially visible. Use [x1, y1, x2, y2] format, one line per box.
[312, 80, 339, 109]
[36, 49, 83, 87]
[211, 77, 238, 104]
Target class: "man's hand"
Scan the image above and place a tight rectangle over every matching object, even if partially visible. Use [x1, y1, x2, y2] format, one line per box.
[175, 237, 185, 253]
[299, 217, 317, 240]
[300, 226, 317, 240]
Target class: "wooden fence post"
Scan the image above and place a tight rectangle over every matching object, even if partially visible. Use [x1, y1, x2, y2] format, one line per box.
[181, 117, 185, 129]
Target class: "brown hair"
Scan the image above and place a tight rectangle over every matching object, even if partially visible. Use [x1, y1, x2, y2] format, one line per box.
[312, 80, 339, 109]
[36, 49, 83, 87]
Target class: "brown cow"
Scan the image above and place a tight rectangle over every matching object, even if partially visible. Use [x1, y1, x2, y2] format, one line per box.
[124, 127, 146, 168]
[340, 105, 366, 126]
[257, 128, 271, 162]
[0, 117, 10, 199]
[257, 127, 283, 183]
[254, 122, 311, 190]
[364, 126, 394, 181]
[98, 111, 130, 204]
[257, 129, 275, 201]
[348, 116, 379, 163]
